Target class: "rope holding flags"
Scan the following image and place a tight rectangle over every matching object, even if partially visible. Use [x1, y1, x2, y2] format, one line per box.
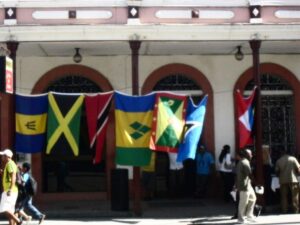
[14, 91, 210, 167]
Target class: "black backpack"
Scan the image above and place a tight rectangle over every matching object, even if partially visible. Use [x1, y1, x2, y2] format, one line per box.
[25, 175, 37, 195]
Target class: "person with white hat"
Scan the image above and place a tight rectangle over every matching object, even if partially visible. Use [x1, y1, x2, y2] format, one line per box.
[0, 149, 23, 225]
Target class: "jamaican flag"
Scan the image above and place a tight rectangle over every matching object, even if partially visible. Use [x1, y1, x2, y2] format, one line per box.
[150, 92, 187, 153]
[46, 93, 84, 156]
[115, 92, 155, 166]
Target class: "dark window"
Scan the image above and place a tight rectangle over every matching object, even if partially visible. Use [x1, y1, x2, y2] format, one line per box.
[245, 73, 295, 162]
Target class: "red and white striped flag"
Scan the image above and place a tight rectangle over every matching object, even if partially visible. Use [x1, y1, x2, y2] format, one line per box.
[85, 92, 113, 164]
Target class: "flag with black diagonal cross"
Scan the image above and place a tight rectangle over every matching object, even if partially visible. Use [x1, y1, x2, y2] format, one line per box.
[46, 92, 84, 156]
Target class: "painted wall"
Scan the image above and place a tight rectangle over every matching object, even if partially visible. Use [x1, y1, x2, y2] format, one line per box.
[16, 54, 300, 168]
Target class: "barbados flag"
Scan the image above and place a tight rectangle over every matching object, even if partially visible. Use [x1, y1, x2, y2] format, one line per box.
[177, 95, 208, 162]
[115, 92, 155, 166]
[149, 92, 187, 153]
[15, 93, 48, 153]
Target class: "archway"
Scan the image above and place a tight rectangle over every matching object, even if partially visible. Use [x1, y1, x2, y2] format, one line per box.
[31, 64, 114, 201]
[142, 63, 215, 198]
[234, 63, 300, 157]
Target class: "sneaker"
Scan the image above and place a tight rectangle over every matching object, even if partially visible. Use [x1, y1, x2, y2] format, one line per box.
[38, 214, 46, 224]
[16, 218, 23, 225]
[237, 219, 246, 224]
[26, 216, 32, 222]
[247, 217, 257, 223]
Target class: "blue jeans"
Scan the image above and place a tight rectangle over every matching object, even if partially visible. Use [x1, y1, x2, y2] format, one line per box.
[24, 195, 43, 219]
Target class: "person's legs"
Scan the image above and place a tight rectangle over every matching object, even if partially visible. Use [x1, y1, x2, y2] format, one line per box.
[290, 183, 299, 213]
[245, 185, 257, 219]
[4, 211, 21, 225]
[24, 196, 43, 219]
[238, 191, 249, 223]
[280, 184, 289, 213]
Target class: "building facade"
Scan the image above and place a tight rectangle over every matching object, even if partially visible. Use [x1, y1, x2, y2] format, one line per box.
[0, 0, 300, 206]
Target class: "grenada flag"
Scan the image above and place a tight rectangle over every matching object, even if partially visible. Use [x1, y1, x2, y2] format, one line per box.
[236, 88, 256, 149]
[149, 92, 187, 153]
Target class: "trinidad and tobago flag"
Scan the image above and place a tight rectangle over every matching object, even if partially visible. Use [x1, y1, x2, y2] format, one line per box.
[236, 87, 256, 149]
[85, 92, 113, 164]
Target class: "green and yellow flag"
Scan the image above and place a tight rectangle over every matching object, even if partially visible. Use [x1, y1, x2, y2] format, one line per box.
[115, 92, 155, 166]
[150, 92, 187, 153]
[46, 93, 84, 156]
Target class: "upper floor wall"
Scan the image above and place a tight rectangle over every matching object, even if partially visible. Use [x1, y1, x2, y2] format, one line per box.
[0, 0, 299, 26]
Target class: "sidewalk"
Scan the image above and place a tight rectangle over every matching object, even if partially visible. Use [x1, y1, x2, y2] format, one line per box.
[1, 198, 299, 224]
[40, 198, 236, 219]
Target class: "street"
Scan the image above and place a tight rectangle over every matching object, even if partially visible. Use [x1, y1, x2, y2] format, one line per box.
[0, 214, 299, 225]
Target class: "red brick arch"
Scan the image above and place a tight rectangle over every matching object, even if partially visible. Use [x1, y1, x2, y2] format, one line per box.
[142, 63, 215, 154]
[234, 63, 300, 155]
[32, 64, 112, 93]
[31, 64, 113, 202]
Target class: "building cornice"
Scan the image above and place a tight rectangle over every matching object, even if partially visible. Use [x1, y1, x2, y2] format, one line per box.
[0, 0, 127, 8]
[0, 24, 299, 42]
[249, 0, 300, 6]
[140, 0, 249, 7]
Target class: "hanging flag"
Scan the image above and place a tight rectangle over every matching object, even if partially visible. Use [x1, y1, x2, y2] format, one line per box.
[115, 92, 155, 166]
[177, 95, 208, 162]
[141, 152, 156, 173]
[46, 93, 84, 156]
[236, 88, 256, 149]
[15, 93, 48, 153]
[149, 92, 187, 153]
[85, 92, 113, 164]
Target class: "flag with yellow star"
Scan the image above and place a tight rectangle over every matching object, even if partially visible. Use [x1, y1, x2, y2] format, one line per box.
[150, 92, 187, 153]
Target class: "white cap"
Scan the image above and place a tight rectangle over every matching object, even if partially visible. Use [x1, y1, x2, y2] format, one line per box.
[0, 149, 13, 158]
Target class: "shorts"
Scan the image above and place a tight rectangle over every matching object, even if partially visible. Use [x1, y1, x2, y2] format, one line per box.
[0, 191, 18, 213]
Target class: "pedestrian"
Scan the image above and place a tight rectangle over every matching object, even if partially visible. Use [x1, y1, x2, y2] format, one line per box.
[195, 145, 215, 198]
[21, 162, 46, 224]
[262, 145, 273, 206]
[275, 149, 300, 214]
[0, 149, 23, 225]
[168, 152, 184, 198]
[141, 152, 156, 200]
[14, 165, 32, 223]
[218, 145, 235, 202]
[236, 148, 256, 224]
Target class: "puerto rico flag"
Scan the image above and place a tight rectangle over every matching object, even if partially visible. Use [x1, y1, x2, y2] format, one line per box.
[236, 88, 256, 149]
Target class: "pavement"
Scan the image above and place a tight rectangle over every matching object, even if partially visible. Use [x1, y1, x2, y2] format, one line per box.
[0, 198, 299, 224]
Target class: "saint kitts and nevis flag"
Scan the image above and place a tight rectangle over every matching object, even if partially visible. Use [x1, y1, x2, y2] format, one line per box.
[15, 93, 48, 153]
[46, 92, 84, 156]
[236, 87, 256, 149]
[115, 92, 155, 166]
[149, 92, 187, 153]
[85, 92, 113, 164]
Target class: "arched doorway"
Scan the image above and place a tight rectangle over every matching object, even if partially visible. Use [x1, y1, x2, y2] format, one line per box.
[142, 63, 214, 198]
[234, 63, 300, 160]
[32, 64, 114, 201]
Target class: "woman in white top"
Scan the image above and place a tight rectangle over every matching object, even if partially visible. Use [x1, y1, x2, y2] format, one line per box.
[219, 145, 235, 202]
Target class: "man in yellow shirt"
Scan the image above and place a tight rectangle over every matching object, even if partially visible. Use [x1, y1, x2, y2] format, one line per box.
[0, 149, 22, 225]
